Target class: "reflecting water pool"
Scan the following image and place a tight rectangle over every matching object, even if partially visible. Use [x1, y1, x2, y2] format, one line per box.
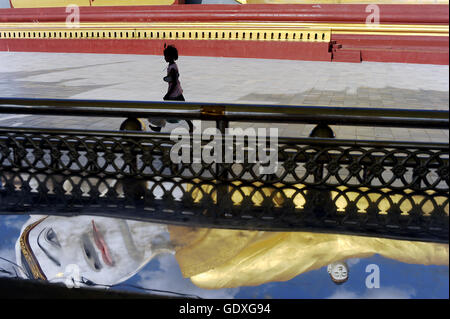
[0, 214, 448, 299]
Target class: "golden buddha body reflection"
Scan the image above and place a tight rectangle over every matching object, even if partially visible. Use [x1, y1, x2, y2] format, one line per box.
[16, 215, 448, 290]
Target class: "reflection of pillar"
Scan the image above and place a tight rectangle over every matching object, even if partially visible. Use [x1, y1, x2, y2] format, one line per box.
[307, 125, 338, 222]
[303, 187, 335, 222]
[47, 140, 66, 204]
[120, 118, 147, 201]
[309, 124, 335, 139]
[309, 124, 335, 184]
[412, 159, 427, 191]
[216, 120, 230, 216]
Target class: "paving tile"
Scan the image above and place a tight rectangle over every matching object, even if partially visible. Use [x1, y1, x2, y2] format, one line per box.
[0, 52, 448, 143]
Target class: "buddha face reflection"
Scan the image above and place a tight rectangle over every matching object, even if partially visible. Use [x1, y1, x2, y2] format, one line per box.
[16, 215, 171, 287]
[327, 262, 349, 284]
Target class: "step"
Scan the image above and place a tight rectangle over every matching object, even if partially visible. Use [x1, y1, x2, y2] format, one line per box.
[332, 49, 361, 63]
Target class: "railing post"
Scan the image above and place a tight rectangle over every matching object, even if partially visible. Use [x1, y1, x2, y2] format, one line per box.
[216, 119, 230, 215]
[307, 123, 336, 223]
[309, 123, 335, 138]
[412, 158, 426, 190]
[119, 118, 147, 201]
[216, 119, 229, 182]
[309, 123, 335, 183]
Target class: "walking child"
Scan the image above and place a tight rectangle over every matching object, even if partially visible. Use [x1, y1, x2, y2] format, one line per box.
[148, 45, 185, 132]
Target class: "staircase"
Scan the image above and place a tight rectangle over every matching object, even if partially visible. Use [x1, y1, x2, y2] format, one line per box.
[331, 35, 449, 65]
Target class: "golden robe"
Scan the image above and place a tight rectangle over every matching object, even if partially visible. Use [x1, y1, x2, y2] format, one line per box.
[169, 226, 449, 289]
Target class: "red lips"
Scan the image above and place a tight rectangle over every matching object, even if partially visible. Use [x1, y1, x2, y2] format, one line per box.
[92, 220, 114, 267]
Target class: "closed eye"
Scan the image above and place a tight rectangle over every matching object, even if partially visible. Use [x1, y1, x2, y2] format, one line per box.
[37, 228, 61, 267]
[81, 233, 102, 272]
[45, 228, 61, 248]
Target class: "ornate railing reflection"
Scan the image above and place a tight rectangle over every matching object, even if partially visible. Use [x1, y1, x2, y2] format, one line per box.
[0, 169, 448, 242]
[0, 127, 447, 190]
[0, 98, 448, 242]
[0, 127, 448, 243]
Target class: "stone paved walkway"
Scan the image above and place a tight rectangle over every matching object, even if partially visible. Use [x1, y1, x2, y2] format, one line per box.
[0, 52, 448, 142]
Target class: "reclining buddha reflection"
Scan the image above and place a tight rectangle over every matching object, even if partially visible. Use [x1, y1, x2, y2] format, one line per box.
[16, 214, 448, 290]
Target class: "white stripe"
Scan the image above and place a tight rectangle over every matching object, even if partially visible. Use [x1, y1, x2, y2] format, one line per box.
[0, 115, 30, 122]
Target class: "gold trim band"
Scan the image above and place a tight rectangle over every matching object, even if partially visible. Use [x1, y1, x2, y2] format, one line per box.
[1, 22, 447, 42]
[20, 218, 48, 281]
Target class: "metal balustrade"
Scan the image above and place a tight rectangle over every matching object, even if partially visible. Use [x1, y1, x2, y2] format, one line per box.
[0, 98, 448, 243]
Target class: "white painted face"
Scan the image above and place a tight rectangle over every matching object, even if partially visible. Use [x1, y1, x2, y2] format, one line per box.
[327, 262, 349, 282]
[15, 215, 172, 287]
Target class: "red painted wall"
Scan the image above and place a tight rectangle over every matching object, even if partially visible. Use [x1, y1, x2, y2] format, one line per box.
[0, 4, 448, 64]
[0, 38, 332, 61]
[0, 4, 448, 24]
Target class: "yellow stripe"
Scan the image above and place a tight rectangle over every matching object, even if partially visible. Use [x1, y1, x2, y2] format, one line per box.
[0, 23, 332, 42]
[0, 22, 447, 41]
[1, 21, 447, 32]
